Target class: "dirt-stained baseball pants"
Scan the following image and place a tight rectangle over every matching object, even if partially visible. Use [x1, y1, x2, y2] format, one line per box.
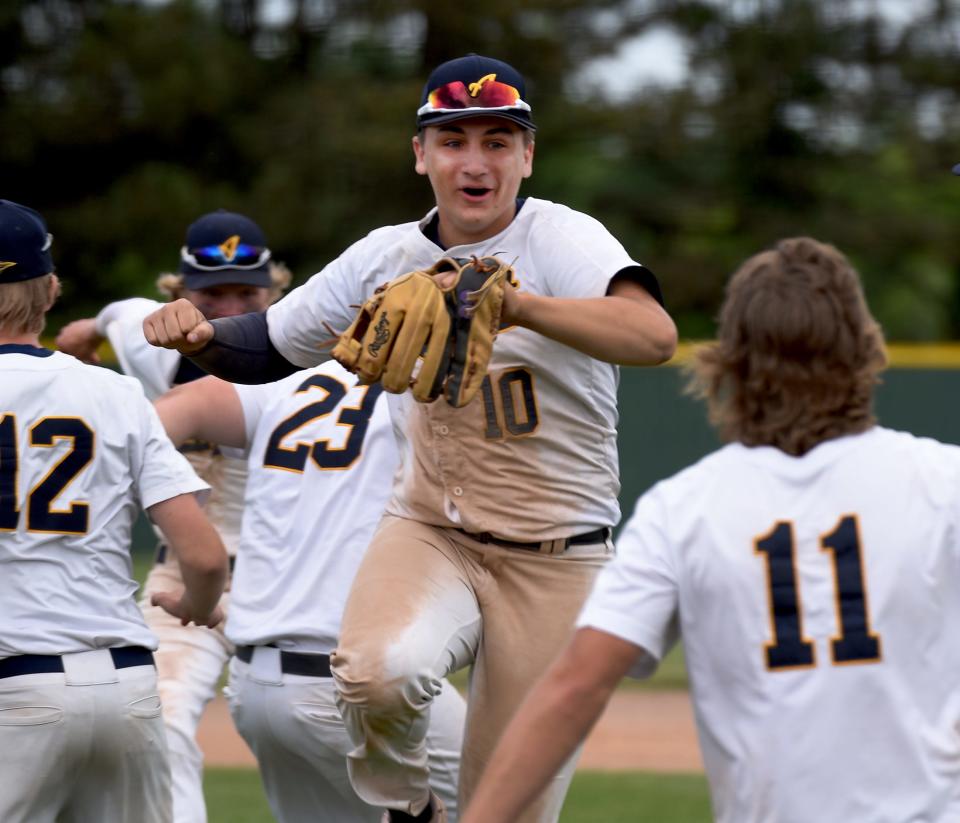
[141, 556, 234, 823]
[332, 515, 613, 823]
[0, 649, 170, 823]
[227, 646, 466, 822]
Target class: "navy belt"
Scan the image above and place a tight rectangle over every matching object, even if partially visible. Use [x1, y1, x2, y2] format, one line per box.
[0, 646, 155, 680]
[236, 645, 332, 678]
[453, 526, 611, 553]
[157, 544, 236, 573]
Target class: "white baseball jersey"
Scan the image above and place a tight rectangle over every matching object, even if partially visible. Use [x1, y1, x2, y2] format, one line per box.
[225, 359, 397, 653]
[267, 198, 638, 541]
[578, 426, 960, 823]
[96, 297, 246, 554]
[0, 345, 208, 657]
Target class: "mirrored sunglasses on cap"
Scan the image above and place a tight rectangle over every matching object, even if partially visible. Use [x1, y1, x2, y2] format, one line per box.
[180, 242, 271, 271]
[417, 77, 532, 117]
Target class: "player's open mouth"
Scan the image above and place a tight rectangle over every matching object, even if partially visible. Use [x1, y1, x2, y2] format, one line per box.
[462, 187, 492, 200]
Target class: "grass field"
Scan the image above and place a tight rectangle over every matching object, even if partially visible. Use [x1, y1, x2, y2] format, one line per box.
[204, 768, 712, 822]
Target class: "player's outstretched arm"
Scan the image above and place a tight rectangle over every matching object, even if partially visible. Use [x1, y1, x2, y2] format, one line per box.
[501, 277, 678, 366]
[147, 493, 228, 628]
[460, 628, 644, 823]
[55, 317, 104, 363]
[142, 298, 215, 355]
[154, 376, 247, 449]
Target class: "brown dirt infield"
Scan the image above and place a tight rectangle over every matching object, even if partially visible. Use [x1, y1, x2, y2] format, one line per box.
[198, 689, 703, 773]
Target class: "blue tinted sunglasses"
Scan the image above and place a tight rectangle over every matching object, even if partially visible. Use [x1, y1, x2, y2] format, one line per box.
[181, 240, 271, 270]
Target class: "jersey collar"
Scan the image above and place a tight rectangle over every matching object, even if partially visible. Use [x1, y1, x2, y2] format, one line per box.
[0, 343, 54, 358]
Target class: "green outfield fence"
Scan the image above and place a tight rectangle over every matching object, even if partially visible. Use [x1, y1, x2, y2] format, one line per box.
[617, 343, 960, 517]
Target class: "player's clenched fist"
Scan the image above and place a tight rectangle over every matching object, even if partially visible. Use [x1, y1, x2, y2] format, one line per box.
[143, 298, 214, 354]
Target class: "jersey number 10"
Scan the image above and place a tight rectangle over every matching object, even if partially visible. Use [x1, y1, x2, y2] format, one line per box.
[755, 515, 882, 671]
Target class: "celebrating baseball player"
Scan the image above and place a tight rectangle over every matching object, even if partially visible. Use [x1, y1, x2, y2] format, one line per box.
[55, 209, 289, 823]
[142, 54, 677, 823]
[0, 199, 228, 823]
[461, 236, 960, 823]
[153, 360, 466, 822]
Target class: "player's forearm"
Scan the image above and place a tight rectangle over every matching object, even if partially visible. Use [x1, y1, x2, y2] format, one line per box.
[149, 494, 228, 622]
[508, 289, 677, 366]
[190, 312, 303, 384]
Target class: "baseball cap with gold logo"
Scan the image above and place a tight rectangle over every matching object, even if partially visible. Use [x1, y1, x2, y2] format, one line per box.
[179, 209, 272, 289]
[417, 54, 536, 132]
[0, 200, 54, 283]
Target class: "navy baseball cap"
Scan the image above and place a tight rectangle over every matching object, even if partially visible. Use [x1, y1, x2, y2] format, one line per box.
[417, 54, 536, 132]
[953, 163, 960, 175]
[179, 209, 272, 289]
[0, 200, 54, 283]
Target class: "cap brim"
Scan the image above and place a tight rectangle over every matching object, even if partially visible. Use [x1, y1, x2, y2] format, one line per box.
[417, 110, 536, 131]
[182, 268, 271, 289]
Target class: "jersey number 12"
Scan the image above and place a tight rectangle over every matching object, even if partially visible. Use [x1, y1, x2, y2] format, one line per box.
[755, 515, 882, 671]
[0, 414, 94, 534]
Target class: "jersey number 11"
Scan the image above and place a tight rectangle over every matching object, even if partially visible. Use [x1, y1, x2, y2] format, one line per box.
[755, 515, 882, 671]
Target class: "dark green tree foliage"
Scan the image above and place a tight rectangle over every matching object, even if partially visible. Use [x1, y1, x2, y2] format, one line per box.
[3, 0, 960, 338]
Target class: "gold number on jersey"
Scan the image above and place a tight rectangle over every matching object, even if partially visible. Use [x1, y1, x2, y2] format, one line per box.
[479, 368, 539, 439]
[0, 414, 94, 534]
[756, 514, 882, 670]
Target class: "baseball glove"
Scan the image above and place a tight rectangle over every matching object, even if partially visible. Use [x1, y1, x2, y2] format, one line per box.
[331, 255, 512, 408]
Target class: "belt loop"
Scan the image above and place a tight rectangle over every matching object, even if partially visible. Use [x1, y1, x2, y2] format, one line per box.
[545, 538, 566, 555]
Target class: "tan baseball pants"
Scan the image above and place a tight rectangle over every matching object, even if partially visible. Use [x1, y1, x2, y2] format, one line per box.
[332, 514, 612, 822]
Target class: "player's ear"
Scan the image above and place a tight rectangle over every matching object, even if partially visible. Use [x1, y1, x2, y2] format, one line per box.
[522, 137, 534, 179]
[413, 134, 427, 176]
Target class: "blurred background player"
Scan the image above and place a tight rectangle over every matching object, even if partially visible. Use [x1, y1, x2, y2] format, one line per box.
[153, 360, 466, 822]
[140, 53, 677, 823]
[461, 237, 960, 823]
[55, 208, 290, 823]
[0, 199, 228, 823]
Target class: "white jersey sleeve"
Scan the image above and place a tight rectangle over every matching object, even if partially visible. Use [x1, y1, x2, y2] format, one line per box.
[526, 202, 640, 298]
[576, 490, 680, 678]
[95, 297, 179, 401]
[226, 360, 398, 652]
[0, 347, 208, 657]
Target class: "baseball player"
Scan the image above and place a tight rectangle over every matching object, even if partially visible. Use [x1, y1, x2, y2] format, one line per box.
[141, 54, 678, 823]
[0, 199, 229, 823]
[461, 236, 960, 823]
[152, 360, 467, 822]
[54, 209, 289, 823]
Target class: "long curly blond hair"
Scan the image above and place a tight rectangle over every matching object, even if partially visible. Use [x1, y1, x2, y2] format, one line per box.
[155, 262, 293, 305]
[686, 237, 887, 456]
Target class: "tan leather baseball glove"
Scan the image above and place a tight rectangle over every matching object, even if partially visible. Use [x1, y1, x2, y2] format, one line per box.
[331, 255, 512, 408]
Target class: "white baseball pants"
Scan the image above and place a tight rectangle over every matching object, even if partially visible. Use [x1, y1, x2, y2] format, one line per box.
[226, 646, 465, 822]
[0, 650, 170, 823]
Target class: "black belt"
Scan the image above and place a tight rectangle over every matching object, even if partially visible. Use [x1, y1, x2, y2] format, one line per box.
[453, 526, 611, 553]
[0, 646, 155, 680]
[156, 544, 236, 573]
[235, 645, 332, 678]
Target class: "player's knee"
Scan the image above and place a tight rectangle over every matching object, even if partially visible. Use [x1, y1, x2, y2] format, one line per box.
[332, 648, 437, 717]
